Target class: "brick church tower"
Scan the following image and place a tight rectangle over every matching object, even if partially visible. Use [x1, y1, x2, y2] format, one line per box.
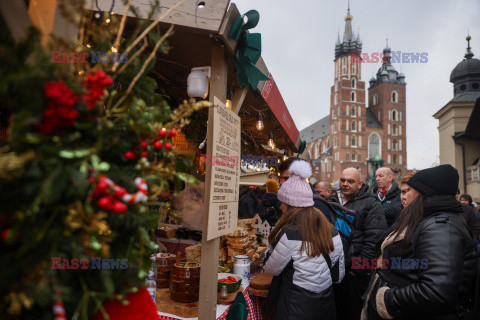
[330, 6, 368, 177]
[367, 45, 407, 181]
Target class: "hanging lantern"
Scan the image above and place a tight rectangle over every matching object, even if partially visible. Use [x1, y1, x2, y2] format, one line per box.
[187, 67, 211, 99]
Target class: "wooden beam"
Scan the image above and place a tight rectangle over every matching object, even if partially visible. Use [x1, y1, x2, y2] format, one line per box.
[232, 86, 248, 115]
[198, 44, 227, 320]
[0, 0, 32, 42]
[90, 0, 230, 33]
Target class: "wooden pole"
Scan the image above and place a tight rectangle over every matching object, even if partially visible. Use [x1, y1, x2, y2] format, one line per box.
[232, 87, 248, 115]
[198, 44, 227, 320]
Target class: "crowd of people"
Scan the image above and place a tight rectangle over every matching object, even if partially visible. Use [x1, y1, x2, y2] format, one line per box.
[242, 157, 480, 320]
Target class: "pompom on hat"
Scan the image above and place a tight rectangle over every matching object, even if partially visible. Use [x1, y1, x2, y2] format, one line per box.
[277, 160, 314, 207]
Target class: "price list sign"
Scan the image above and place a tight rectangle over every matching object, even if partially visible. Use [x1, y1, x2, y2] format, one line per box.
[205, 97, 241, 240]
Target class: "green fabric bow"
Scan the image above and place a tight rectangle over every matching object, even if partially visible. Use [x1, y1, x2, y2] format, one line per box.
[226, 291, 249, 320]
[228, 10, 270, 89]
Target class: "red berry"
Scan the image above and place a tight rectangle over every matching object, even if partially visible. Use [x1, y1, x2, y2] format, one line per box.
[97, 196, 113, 210]
[88, 177, 96, 183]
[1, 229, 10, 241]
[158, 128, 167, 138]
[153, 141, 163, 150]
[96, 180, 110, 192]
[140, 140, 148, 149]
[164, 142, 172, 150]
[112, 201, 127, 214]
[124, 151, 135, 160]
[141, 151, 149, 158]
[169, 129, 177, 137]
[114, 188, 127, 197]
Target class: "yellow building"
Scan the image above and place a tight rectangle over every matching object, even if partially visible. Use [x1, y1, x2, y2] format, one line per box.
[434, 36, 480, 202]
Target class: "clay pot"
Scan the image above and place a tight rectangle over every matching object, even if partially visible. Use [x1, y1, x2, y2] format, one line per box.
[169, 262, 201, 303]
[155, 254, 176, 288]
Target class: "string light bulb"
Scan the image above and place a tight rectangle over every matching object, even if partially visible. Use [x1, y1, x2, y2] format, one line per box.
[86, 43, 91, 48]
[283, 150, 288, 161]
[111, 46, 118, 53]
[106, 18, 111, 23]
[225, 90, 233, 109]
[268, 132, 275, 150]
[256, 112, 264, 131]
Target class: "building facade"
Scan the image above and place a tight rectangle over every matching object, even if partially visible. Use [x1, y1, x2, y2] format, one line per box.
[300, 7, 408, 185]
[434, 35, 480, 201]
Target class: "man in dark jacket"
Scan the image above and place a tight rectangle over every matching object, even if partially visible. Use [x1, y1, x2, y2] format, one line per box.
[373, 167, 402, 227]
[330, 167, 387, 320]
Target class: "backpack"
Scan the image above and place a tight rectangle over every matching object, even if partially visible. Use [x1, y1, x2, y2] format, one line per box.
[327, 201, 358, 258]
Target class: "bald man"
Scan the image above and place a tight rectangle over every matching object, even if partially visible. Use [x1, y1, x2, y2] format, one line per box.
[373, 167, 402, 227]
[330, 168, 386, 320]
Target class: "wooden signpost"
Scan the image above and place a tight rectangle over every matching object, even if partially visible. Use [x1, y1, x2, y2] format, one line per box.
[205, 97, 241, 241]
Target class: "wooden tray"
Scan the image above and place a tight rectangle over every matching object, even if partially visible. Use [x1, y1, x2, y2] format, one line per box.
[250, 272, 273, 290]
[217, 287, 243, 305]
[155, 288, 199, 318]
[248, 286, 269, 297]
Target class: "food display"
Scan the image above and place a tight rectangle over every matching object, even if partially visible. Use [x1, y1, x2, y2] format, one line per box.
[152, 253, 176, 288]
[217, 273, 242, 293]
[169, 260, 201, 303]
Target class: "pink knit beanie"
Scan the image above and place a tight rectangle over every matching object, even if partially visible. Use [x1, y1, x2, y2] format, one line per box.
[277, 160, 314, 207]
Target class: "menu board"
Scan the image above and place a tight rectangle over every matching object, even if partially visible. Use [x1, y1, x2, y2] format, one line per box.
[205, 97, 241, 240]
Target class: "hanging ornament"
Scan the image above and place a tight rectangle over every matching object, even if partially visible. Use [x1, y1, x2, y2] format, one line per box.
[95, 12, 101, 19]
[169, 129, 177, 137]
[141, 151, 149, 158]
[140, 140, 148, 149]
[164, 143, 172, 151]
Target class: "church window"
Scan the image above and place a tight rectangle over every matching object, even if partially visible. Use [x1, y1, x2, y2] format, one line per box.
[373, 94, 378, 105]
[351, 120, 356, 131]
[352, 153, 356, 161]
[393, 124, 397, 136]
[351, 91, 356, 101]
[359, 152, 362, 161]
[351, 105, 356, 116]
[393, 154, 397, 164]
[351, 135, 357, 147]
[352, 64, 356, 75]
[343, 67, 346, 75]
[346, 151, 350, 161]
[352, 78, 356, 88]
[393, 139, 398, 151]
[392, 91, 398, 102]
[392, 110, 397, 121]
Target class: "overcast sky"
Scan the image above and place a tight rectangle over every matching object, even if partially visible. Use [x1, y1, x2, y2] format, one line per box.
[235, 0, 480, 170]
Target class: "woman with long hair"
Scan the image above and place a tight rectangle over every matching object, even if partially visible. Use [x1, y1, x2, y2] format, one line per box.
[361, 164, 477, 320]
[263, 160, 344, 320]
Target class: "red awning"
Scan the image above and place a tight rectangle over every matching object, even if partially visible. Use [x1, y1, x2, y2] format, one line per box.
[260, 73, 299, 147]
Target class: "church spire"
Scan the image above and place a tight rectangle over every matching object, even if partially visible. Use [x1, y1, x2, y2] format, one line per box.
[344, 0, 354, 42]
[465, 33, 474, 59]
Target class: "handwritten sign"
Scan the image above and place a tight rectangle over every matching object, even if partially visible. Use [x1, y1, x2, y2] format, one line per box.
[205, 97, 241, 240]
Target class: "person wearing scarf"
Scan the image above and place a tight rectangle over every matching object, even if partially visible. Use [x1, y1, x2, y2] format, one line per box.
[361, 164, 477, 320]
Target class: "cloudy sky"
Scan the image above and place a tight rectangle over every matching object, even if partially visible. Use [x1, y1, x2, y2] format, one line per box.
[235, 0, 480, 170]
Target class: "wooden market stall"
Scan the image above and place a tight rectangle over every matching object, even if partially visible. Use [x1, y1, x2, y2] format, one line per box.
[1, 1, 301, 319]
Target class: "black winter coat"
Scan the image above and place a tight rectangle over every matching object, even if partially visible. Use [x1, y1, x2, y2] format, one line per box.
[362, 196, 478, 320]
[461, 203, 480, 241]
[331, 184, 387, 274]
[373, 181, 403, 227]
